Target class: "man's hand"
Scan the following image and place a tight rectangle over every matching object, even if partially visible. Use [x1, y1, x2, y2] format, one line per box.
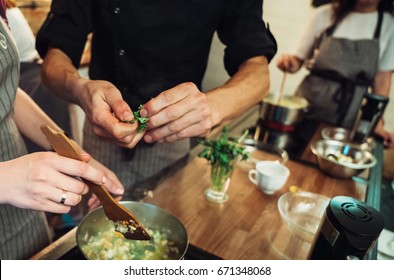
[41, 47, 144, 149]
[140, 82, 213, 143]
[76, 79, 145, 148]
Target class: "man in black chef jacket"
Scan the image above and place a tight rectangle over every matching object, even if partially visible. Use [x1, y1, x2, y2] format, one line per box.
[36, 0, 277, 202]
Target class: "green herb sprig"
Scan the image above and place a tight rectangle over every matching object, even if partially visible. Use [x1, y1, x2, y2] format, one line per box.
[198, 127, 250, 174]
[125, 105, 149, 133]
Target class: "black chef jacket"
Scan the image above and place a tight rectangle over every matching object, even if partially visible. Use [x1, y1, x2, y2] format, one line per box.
[36, 0, 277, 109]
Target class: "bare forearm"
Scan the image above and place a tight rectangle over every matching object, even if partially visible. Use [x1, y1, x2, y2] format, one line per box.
[373, 71, 392, 96]
[14, 88, 60, 150]
[41, 48, 86, 106]
[206, 56, 270, 126]
[372, 71, 394, 146]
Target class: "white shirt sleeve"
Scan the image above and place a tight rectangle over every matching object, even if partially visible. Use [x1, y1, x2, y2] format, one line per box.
[292, 4, 334, 60]
[6, 7, 39, 62]
[378, 14, 394, 72]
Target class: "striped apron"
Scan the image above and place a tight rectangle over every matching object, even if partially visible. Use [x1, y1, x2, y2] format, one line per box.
[0, 19, 51, 259]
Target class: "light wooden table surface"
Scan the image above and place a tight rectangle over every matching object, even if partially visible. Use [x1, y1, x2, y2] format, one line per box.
[143, 148, 366, 260]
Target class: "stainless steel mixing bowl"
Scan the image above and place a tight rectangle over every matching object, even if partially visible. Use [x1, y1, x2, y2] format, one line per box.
[321, 126, 375, 151]
[310, 139, 377, 179]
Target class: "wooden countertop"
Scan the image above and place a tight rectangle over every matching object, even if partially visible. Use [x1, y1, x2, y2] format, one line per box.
[141, 123, 373, 260]
[31, 151, 368, 260]
[143, 149, 366, 260]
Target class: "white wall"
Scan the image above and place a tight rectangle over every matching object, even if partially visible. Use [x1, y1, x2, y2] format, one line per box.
[263, 0, 311, 95]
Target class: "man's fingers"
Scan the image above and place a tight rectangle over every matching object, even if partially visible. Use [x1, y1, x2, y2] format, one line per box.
[143, 82, 198, 116]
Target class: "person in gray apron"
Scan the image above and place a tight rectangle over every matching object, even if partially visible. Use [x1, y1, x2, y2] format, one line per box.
[276, 0, 394, 146]
[0, 5, 123, 259]
[0, 12, 52, 260]
[295, 10, 383, 129]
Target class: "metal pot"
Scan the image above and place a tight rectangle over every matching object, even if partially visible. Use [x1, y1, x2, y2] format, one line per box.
[76, 201, 189, 260]
[260, 94, 309, 126]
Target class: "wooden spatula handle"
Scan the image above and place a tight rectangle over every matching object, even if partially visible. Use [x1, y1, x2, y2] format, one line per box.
[81, 178, 126, 214]
[41, 125, 118, 203]
[40, 126, 83, 161]
[40, 125, 138, 220]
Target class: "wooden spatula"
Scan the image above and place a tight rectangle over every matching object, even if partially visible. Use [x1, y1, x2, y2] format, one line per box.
[41, 125, 151, 240]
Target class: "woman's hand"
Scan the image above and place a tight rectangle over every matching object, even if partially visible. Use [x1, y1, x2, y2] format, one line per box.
[86, 156, 125, 211]
[374, 121, 394, 148]
[0, 152, 118, 213]
[276, 54, 304, 73]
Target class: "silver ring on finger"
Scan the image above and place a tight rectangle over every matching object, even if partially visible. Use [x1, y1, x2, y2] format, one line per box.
[59, 190, 67, 205]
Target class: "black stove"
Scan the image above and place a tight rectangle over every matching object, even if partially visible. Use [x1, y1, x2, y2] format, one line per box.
[58, 243, 222, 260]
[250, 117, 320, 162]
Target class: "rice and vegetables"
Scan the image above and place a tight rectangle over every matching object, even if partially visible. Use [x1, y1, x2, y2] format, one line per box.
[80, 226, 181, 260]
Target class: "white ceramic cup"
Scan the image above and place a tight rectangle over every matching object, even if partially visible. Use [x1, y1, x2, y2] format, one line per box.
[248, 161, 290, 195]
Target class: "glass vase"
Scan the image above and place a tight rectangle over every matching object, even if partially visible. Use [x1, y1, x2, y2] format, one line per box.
[204, 162, 233, 203]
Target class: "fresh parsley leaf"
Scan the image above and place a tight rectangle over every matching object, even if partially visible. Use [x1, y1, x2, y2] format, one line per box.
[125, 104, 149, 133]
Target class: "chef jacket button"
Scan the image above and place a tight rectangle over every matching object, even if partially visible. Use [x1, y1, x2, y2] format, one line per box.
[119, 49, 125, 56]
[114, 7, 120, 14]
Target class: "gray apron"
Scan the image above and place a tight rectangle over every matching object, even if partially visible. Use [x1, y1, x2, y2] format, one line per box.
[0, 20, 51, 259]
[295, 11, 383, 129]
[83, 119, 190, 201]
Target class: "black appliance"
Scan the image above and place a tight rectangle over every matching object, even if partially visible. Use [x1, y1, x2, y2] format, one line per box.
[351, 93, 389, 143]
[252, 116, 319, 161]
[309, 196, 385, 260]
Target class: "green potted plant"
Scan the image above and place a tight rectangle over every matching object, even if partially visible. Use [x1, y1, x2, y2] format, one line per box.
[198, 126, 250, 203]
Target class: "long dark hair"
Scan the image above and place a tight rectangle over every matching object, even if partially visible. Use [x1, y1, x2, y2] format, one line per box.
[332, 0, 394, 21]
